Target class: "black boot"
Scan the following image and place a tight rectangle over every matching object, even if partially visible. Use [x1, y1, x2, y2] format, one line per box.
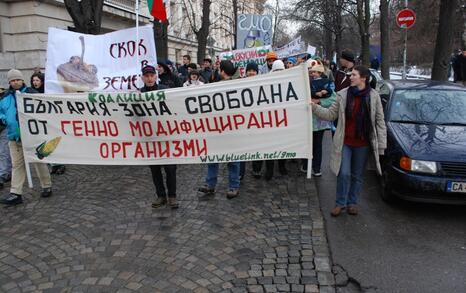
[0, 194, 23, 206]
[41, 188, 52, 198]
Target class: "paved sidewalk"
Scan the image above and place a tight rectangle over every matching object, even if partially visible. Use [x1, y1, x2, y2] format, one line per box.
[0, 163, 334, 293]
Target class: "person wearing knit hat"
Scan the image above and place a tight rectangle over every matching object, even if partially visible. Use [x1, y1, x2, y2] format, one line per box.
[265, 52, 278, 61]
[0, 69, 53, 205]
[310, 64, 325, 73]
[245, 62, 259, 75]
[286, 57, 297, 69]
[271, 60, 285, 72]
[260, 51, 278, 74]
[7, 69, 24, 83]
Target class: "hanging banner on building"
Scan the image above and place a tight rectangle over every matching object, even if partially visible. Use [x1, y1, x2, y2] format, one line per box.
[237, 14, 273, 49]
[219, 45, 271, 77]
[45, 26, 157, 94]
[275, 36, 307, 58]
[18, 66, 312, 165]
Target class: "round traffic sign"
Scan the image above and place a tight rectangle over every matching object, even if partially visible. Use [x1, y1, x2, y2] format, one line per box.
[396, 8, 416, 29]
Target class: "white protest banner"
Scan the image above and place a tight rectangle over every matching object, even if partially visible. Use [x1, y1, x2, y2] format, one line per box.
[307, 45, 317, 56]
[219, 45, 271, 77]
[45, 26, 157, 93]
[275, 37, 306, 58]
[18, 66, 312, 166]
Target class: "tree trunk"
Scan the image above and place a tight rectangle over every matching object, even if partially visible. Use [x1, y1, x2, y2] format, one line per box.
[380, 0, 390, 79]
[64, 0, 103, 34]
[322, 1, 333, 59]
[356, 0, 370, 66]
[196, 0, 212, 62]
[154, 20, 169, 61]
[432, 0, 459, 81]
[362, 0, 371, 66]
[334, 0, 343, 60]
[233, 0, 238, 50]
[272, 0, 280, 46]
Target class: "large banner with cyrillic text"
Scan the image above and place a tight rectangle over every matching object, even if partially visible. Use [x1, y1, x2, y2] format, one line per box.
[219, 46, 271, 77]
[17, 66, 312, 165]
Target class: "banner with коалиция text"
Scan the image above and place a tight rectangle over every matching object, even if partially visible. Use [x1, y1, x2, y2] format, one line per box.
[17, 66, 313, 165]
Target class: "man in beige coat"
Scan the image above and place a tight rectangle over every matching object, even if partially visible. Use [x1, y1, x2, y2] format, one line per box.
[311, 66, 387, 216]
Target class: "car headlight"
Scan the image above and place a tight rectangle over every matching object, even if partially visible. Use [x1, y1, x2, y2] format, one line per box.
[400, 156, 437, 174]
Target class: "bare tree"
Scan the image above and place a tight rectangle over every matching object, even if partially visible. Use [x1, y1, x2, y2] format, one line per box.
[64, 0, 104, 34]
[182, 0, 212, 62]
[380, 0, 390, 79]
[354, 0, 370, 65]
[431, 0, 459, 81]
[289, 0, 349, 59]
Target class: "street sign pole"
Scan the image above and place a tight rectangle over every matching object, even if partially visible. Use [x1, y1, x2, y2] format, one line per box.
[402, 0, 408, 80]
[397, 4, 415, 80]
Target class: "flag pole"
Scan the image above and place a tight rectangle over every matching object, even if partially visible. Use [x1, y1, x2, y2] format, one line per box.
[136, 0, 140, 69]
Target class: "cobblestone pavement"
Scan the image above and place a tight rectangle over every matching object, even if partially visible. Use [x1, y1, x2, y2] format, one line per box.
[0, 162, 334, 293]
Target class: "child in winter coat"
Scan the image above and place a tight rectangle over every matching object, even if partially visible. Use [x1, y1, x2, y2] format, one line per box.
[310, 64, 333, 100]
[183, 70, 205, 87]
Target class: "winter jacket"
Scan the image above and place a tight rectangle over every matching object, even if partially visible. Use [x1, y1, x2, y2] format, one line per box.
[158, 62, 182, 88]
[0, 85, 37, 141]
[200, 68, 213, 84]
[313, 91, 336, 132]
[312, 87, 387, 176]
[178, 64, 189, 80]
[311, 77, 333, 99]
[183, 80, 204, 87]
[140, 83, 168, 93]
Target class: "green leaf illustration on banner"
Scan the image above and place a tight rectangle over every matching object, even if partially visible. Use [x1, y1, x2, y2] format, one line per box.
[36, 137, 62, 160]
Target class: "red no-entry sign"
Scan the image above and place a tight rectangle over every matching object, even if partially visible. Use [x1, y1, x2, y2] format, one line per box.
[396, 9, 416, 29]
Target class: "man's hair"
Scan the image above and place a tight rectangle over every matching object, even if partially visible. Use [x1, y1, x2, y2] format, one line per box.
[219, 60, 236, 77]
[183, 55, 191, 61]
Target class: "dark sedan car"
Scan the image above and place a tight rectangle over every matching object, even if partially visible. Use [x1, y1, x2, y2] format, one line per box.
[379, 80, 466, 204]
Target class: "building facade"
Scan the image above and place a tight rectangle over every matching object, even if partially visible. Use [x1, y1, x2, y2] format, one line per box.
[0, 0, 261, 88]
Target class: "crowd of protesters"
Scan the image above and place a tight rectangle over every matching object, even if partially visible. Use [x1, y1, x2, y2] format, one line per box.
[0, 48, 388, 217]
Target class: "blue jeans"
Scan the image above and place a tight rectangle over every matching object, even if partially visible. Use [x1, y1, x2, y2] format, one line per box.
[336, 145, 370, 207]
[206, 163, 240, 189]
[0, 128, 11, 178]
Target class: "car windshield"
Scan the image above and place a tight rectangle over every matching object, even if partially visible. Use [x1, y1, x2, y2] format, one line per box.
[389, 89, 466, 125]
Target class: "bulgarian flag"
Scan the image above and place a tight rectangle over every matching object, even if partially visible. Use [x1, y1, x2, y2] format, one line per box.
[148, 0, 167, 22]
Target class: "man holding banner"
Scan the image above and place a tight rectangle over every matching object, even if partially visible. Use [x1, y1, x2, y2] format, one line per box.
[140, 65, 178, 209]
[198, 60, 241, 200]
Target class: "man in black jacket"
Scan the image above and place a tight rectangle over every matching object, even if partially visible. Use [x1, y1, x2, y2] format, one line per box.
[140, 65, 178, 209]
[157, 62, 182, 88]
[453, 48, 466, 86]
[177, 54, 191, 81]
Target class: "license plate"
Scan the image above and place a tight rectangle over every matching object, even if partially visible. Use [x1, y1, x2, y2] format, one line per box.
[446, 181, 466, 193]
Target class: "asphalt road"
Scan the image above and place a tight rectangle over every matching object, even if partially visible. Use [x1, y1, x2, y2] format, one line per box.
[315, 132, 466, 293]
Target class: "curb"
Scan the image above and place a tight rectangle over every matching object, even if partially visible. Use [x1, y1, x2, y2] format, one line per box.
[307, 178, 336, 293]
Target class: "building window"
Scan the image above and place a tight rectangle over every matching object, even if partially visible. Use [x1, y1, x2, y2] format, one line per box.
[175, 49, 182, 63]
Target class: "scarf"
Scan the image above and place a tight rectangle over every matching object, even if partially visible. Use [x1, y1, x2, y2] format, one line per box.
[346, 85, 371, 140]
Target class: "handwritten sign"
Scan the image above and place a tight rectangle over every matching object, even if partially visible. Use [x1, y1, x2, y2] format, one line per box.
[45, 26, 157, 93]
